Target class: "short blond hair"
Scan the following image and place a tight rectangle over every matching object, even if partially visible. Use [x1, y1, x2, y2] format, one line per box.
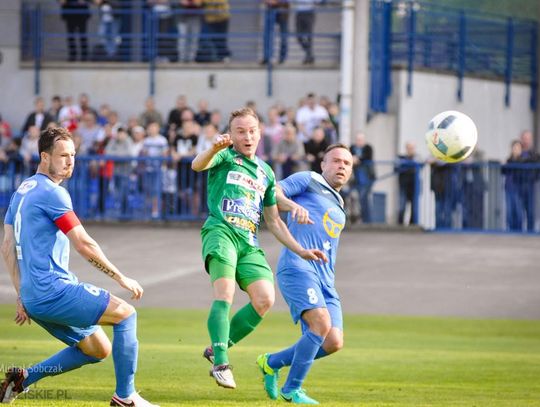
[228, 107, 259, 129]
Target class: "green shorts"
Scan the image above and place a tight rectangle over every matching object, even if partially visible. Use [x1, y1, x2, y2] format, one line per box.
[201, 225, 274, 291]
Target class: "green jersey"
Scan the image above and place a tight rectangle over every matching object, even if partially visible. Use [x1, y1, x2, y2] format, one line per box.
[203, 147, 277, 246]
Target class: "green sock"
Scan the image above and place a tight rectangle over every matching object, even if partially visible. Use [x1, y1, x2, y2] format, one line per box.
[228, 302, 263, 347]
[207, 300, 231, 366]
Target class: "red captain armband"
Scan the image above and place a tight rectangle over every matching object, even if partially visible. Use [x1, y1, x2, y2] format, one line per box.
[55, 211, 81, 234]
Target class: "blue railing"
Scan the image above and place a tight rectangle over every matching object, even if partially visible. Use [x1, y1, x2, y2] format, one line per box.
[1, 157, 540, 234]
[370, 0, 538, 112]
[20, 2, 342, 96]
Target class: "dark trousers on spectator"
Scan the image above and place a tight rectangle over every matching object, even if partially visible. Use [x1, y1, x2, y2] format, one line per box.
[65, 17, 89, 61]
[263, 8, 289, 63]
[295, 10, 315, 62]
[195, 19, 230, 62]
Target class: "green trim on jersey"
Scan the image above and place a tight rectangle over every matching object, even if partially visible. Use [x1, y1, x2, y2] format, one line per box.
[203, 148, 277, 247]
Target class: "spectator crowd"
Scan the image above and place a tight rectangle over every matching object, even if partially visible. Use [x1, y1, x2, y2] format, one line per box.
[1, 93, 539, 230]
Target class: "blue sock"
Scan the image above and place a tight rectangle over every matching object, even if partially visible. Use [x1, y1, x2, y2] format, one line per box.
[24, 346, 101, 387]
[282, 330, 324, 394]
[113, 312, 138, 398]
[268, 343, 329, 370]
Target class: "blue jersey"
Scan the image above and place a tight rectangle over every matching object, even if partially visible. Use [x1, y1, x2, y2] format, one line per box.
[4, 173, 78, 303]
[276, 171, 346, 289]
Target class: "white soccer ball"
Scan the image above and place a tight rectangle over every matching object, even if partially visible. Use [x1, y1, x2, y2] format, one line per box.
[425, 110, 478, 163]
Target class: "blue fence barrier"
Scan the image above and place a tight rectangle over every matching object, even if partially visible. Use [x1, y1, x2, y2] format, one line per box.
[2, 156, 540, 234]
[370, 0, 538, 112]
[20, 2, 342, 96]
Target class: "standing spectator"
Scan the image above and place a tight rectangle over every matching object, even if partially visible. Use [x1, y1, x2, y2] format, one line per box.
[350, 131, 375, 223]
[304, 126, 329, 173]
[210, 109, 226, 133]
[272, 124, 305, 180]
[172, 119, 199, 213]
[175, 0, 202, 62]
[106, 110, 124, 135]
[503, 140, 525, 231]
[295, 93, 328, 142]
[148, 0, 178, 62]
[167, 95, 190, 131]
[96, 0, 120, 58]
[96, 103, 111, 126]
[519, 130, 539, 232]
[195, 0, 231, 63]
[194, 99, 212, 126]
[141, 122, 169, 218]
[20, 125, 41, 166]
[59, 95, 83, 132]
[264, 107, 285, 145]
[131, 125, 146, 157]
[59, 0, 91, 61]
[139, 97, 164, 129]
[105, 127, 134, 212]
[78, 112, 105, 154]
[396, 141, 419, 225]
[0, 113, 13, 139]
[261, 0, 289, 65]
[78, 93, 98, 117]
[461, 150, 486, 230]
[430, 160, 459, 229]
[48, 95, 64, 123]
[21, 97, 54, 135]
[294, 0, 319, 64]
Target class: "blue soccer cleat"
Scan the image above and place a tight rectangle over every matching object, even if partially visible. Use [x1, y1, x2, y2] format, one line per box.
[256, 353, 280, 400]
[280, 388, 319, 404]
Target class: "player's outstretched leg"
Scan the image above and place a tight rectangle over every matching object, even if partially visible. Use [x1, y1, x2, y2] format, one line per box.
[256, 353, 280, 400]
[207, 299, 236, 389]
[1, 334, 106, 403]
[206, 259, 237, 389]
[1, 367, 27, 403]
[101, 297, 158, 406]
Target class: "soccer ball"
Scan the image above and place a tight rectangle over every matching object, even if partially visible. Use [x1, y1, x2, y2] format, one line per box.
[425, 110, 478, 163]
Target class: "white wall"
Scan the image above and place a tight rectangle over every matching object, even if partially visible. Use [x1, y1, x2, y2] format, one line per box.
[393, 70, 535, 162]
[0, 53, 340, 131]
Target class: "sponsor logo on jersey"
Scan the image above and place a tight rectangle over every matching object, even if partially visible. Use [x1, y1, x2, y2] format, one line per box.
[17, 180, 37, 195]
[225, 215, 257, 233]
[323, 207, 345, 238]
[226, 171, 266, 194]
[221, 198, 261, 224]
[234, 156, 243, 166]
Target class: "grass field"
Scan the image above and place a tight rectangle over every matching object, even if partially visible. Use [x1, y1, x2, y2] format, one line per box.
[1, 306, 540, 406]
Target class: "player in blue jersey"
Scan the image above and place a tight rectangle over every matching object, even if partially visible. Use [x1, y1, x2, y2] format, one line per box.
[0, 127, 158, 407]
[256, 143, 354, 404]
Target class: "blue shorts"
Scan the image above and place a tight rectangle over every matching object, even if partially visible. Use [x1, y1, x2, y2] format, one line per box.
[23, 282, 110, 346]
[277, 268, 343, 331]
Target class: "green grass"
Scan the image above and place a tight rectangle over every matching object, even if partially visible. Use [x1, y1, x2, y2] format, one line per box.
[1, 306, 540, 406]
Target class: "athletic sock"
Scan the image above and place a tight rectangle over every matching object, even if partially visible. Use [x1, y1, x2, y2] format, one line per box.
[228, 302, 262, 347]
[113, 312, 138, 399]
[281, 330, 324, 394]
[268, 342, 329, 370]
[207, 300, 231, 366]
[24, 346, 101, 387]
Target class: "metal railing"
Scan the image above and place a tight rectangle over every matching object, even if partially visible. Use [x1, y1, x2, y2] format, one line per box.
[20, 2, 342, 96]
[370, 0, 538, 112]
[2, 156, 540, 234]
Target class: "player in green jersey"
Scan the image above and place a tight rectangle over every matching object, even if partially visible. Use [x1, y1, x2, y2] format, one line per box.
[192, 107, 327, 389]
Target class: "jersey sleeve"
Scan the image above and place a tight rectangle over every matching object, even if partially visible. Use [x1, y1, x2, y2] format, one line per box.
[207, 148, 229, 170]
[3, 193, 16, 225]
[279, 171, 312, 198]
[43, 187, 81, 233]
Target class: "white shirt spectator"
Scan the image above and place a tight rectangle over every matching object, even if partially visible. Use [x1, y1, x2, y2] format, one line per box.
[295, 103, 328, 142]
